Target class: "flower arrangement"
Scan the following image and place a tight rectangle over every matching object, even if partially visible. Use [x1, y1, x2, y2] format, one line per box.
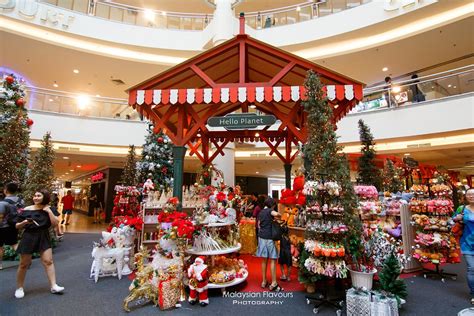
[108, 215, 144, 232]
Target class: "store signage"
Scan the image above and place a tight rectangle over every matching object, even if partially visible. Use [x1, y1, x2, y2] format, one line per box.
[91, 172, 106, 182]
[207, 113, 276, 130]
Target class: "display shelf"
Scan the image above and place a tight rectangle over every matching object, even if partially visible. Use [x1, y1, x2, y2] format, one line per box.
[186, 243, 241, 256]
[194, 221, 236, 227]
[208, 270, 248, 289]
[288, 226, 305, 231]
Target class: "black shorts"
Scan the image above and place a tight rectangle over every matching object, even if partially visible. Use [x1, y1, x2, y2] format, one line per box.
[0, 226, 18, 246]
[16, 230, 51, 254]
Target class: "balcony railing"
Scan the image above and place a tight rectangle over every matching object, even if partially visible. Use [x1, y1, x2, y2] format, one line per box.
[38, 0, 370, 30]
[22, 66, 473, 121]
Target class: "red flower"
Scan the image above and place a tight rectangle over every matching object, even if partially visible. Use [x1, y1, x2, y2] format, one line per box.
[168, 197, 179, 205]
[216, 192, 226, 202]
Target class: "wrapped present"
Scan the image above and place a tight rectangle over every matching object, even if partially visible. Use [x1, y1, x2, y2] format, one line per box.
[158, 277, 180, 310]
[346, 289, 399, 316]
[346, 288, 371, 316]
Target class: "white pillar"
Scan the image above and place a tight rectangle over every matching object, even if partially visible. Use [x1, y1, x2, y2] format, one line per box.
[212, 0, 236, 46]
[212, 143, 235, 187]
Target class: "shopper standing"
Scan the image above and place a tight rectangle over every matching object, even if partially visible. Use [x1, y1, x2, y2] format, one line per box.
[14, 189, 64, 298]
[256, 197, 282, 291]
[410, 74, 426, 103]
[0, 182, 24, 269]
[453, 188, 474, 304]
[60, 190, 75, 225]
[384, 76, 397, 108]
[253, 195, 265, 241]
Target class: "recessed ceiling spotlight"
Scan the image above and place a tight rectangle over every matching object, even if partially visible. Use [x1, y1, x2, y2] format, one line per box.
[404, 153, 410, 156]
[255, 171, 259, 174]
[249, 105, 256, 109]
[453, 86, 457, 88]
[70, 169, 74, 172]
[49, 99, 53, 102]
[255, 132, 260, 137]
[95, 94, 101, 97]
[53, 82, 58, 88]
[382, 67, 388, 72]
[448, 84, 452, 88]
[296, 6, 301, 11]
[77, 165, 82, 168]
[63, 156, 70, 159]
[65, 172, 69, 175]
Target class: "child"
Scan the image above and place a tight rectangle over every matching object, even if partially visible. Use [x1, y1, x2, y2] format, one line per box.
[279, 222, 292, 281]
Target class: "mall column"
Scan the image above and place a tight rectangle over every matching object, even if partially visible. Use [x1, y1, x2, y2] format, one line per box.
[172, 146, 187, 205]
[284, 163, 292, 189]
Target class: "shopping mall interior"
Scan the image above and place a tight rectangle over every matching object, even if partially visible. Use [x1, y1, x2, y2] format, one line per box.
[0, 0, 473, 315]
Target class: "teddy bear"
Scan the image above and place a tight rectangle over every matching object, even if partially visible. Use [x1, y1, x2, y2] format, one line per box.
[287, 208, 297, 227]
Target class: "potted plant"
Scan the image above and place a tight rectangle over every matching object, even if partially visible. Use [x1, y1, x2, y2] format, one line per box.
[346, 218, 377, 290]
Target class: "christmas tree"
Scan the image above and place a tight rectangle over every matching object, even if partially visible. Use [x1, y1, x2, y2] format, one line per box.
[23, 132, 55, 204]
[357, 119, 382, 190]
[378, 252, 407, 304]
[382, 159, 403, 193]
[121, 145, 138, 186]
[137, 124, 173, 191]
[299, 71, 360, 285]
[0, 74, 32, 185]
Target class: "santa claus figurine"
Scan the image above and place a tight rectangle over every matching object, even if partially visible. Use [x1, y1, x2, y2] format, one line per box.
[143, 178, 155, 194]
[188, 256, 209, 307]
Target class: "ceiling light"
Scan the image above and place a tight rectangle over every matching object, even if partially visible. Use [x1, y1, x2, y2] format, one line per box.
[404, 153, 410, 156]
[73, 69, 79, 74]
[53, 82, 58, 88]
[296, 6, 301, 11]
[63, 156, 70, 159]
[144, 9, 155, 20]
[161, 11, 167, 16]
[453, 86, 457, 88]
[392, 86, 401, 93]
[255, 133, 260, 137]
[65, 172, 69, 175]
[77, 95, 90, 109]
[196, 133, 201, 137]
[95, 94, 101, 97]
[77, 165, 82, 168]
[249, 105, 256, 109]
[382, 67, 388, 72]
[255, 171, 259, 174]
[70, 169, 74, 172]
[448, 84, 452, 88]
[49, 99, 53, 102]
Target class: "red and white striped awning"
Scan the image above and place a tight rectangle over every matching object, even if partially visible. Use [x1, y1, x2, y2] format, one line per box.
[129, 85, 363, 106]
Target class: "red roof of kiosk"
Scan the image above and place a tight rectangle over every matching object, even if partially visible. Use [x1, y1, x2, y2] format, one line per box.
[127, 17, 364, 159]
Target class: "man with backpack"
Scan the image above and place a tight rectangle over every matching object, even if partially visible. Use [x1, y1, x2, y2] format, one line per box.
[0, 182, 24, 270]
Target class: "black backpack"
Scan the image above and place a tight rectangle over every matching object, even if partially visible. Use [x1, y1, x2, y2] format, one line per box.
[3, 197, 23, 226]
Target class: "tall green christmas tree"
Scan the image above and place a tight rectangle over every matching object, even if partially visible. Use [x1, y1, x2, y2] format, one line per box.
[299, 70, 360, 285]
[0, 74, 32, 185]
[357, 119, 382, 189]
[137, 124, 173, 191]
[120, 145, 138, 186]
[382, 159, 404, 193]
[24, 132, 55, 204]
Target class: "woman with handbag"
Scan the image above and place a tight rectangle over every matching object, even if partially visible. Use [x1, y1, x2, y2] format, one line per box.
[453, 188, 474, 304]
[256, 197, 282, 292]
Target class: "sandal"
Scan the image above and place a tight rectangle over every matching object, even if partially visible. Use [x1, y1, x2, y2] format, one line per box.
[269, 283, 283, 292]
[261, 281, 268, 289]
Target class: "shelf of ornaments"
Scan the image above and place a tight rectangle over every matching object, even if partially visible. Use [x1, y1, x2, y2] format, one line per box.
[186, 243, 241, 256]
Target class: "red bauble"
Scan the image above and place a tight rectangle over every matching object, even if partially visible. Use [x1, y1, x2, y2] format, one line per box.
[157, 137, 164, 143]
[5, 76, 14, 84]
[203, 171, 209, 177]
[26, 118, 34, 127]
[161, 167, 168, 174]
[16, 98, 25, 107]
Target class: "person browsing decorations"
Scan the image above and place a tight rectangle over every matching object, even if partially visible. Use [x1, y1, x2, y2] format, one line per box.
[14, 189, 64, 298]
[256, 197, 282, 292]
[60, 190, 75, 225]
[453, 187, 474, 304]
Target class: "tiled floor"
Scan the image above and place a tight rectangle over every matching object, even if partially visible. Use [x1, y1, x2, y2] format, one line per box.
[60, 211, 109, 234]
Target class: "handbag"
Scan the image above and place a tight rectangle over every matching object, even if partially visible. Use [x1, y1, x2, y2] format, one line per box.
[271, 219, 284, 241]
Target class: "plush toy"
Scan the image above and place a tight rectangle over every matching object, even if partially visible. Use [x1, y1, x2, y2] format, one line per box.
[287, 208, 297, 227]
[293, 175, 305, 191]
[188, 256, 209, 307]
[143, 179, 155, 194]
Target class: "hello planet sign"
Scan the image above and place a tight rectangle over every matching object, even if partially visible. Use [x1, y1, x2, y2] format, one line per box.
[207, 113, 276, 130]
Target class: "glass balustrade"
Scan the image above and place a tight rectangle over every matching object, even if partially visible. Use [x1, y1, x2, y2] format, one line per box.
[352, 66, 474, 114]
[38, 0, 371, 30]
[22, 66, 473, 121]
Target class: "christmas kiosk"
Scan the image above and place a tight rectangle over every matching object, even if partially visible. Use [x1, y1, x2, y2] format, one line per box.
[127, 13, 363, 307]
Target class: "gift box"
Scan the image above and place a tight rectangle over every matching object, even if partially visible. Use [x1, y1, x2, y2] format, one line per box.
[158, 277, 180, 310]
[346, 289, 399, 316]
